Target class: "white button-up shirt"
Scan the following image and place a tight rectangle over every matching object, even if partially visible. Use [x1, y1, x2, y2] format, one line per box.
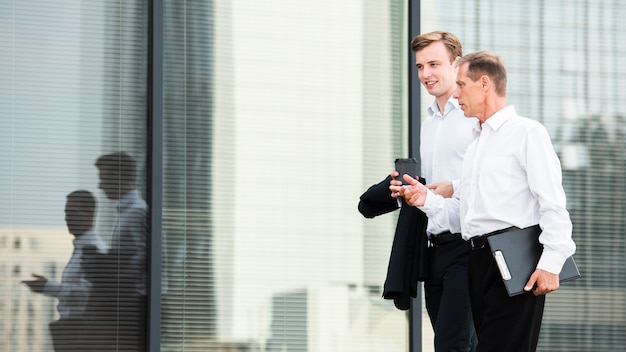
[420, 97, 476, 236]
[111, 189, 149, 296]
[43, 230, 108, 319]
[421, 105, 576, 274]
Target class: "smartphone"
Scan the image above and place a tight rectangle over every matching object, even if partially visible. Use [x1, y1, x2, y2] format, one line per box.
[394, 158, 419, 185]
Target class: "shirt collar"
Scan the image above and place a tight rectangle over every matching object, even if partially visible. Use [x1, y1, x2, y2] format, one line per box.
[427, 96, 460, 118]
[117, 189, 140, 213]
[472, 105, 516, 138]
[73, 229, 97, 247]
[483, 105, 516, 131]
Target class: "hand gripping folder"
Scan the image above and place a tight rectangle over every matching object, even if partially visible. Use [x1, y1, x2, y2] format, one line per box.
[487, 225, 581, 296]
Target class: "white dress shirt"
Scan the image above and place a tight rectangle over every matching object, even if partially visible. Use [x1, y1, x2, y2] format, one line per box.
[111, 189, 149, 296]
[420, 97, 476, 236]
[421, 105, 576, 274]
[43, 230, 108, 319]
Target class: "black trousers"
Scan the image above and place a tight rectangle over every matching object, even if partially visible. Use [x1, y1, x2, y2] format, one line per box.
[79, 294, 147, 352]
[469, 245, 545, 352]
[49, 318, 85, 352]
[425, 238, 478, 352]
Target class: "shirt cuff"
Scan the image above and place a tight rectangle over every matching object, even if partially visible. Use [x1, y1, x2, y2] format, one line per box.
[451, 180, 460, 195]
[536, 249, 568, 275]
[422, 190, 443, 210]
[43, 280, 62, 296]
[419, 190, 442, 214]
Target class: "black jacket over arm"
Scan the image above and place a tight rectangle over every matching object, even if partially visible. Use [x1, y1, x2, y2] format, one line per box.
[358, 176, 429, 310]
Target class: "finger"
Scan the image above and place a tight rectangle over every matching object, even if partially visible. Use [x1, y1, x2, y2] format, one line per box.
[532, 282, 546, 296]
[390, 179, 403, 186]
[402, 174, 418, 185]
[537, 278, 558, 295]
[389, 185, 401, 198]
[524, 273, 538, 293]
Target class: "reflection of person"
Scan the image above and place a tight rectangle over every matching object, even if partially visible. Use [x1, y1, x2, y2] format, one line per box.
[82, 151, 148, 351]
[360, 31, 477, 351]
[22, 190, 107, 351]
[392, 51, 576, 351]
[94, 150, 148, 298]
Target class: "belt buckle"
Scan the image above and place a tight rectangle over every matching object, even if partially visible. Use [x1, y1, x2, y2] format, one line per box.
[428, 237, 438, 248]
[470, 236, 485, 250]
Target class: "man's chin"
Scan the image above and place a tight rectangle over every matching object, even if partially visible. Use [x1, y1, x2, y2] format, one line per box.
[103, 191, 120, 200]
[425, 88, 438, 96]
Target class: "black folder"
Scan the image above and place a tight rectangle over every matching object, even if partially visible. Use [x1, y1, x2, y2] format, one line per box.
[486, 225, 581, 297]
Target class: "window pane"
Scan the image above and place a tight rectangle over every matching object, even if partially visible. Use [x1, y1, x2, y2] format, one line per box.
[161, 0, 409, 351]
[423, 0, 626, 350]
[0, 1, 148, 351]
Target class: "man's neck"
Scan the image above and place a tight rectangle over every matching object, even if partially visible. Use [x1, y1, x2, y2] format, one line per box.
[72, 230, 89, 238]
[479, 99, 508, 124]
[112, 188, 136, 201]
[435, 95, 452, 115]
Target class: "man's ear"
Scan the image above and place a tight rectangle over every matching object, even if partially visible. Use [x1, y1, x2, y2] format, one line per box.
[480, 75, 490, 89]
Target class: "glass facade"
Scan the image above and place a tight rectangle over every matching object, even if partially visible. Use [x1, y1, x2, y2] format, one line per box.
[160, 1, 409, 351]
[422, 0, 626, 351]
[2, 0, 409, 351]
[1, 1, 149, 351]
[1, 1, 625, 352]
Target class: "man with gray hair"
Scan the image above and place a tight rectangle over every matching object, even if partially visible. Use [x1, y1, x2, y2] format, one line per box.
[392, 51, 576, 351]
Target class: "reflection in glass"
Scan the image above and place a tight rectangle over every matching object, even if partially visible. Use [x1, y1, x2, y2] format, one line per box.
[1, 1, 148, 351]
[160, 0, 409, 351]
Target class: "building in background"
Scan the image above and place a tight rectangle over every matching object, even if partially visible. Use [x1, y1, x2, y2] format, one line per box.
[0, 228, 71, 352]
[421, 0, 626, 349]
[2, 0, 625, 351]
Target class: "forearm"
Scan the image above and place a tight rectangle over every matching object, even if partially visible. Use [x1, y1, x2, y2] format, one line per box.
[420, 191, 462, 234]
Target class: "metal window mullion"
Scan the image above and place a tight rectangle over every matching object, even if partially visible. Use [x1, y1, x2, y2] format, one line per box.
[147, 0, 164, 350]
[408, 1, 422, 352]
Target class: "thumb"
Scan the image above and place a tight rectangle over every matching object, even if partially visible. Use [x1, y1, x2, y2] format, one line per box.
[524, 272, 538, 292]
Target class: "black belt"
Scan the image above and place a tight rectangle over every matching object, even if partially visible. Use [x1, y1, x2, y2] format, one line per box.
[429, 232, 462, 247]
[468, 226, 517, 250]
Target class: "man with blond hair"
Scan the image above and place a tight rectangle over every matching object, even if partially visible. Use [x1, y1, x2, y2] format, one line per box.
[393, 51, 576, 351]
[361, 30, 477, 351]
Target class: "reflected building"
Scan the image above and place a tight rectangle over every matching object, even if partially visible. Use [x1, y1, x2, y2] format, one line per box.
[0, 228, 71, 351]
[2, 0, 626, 351]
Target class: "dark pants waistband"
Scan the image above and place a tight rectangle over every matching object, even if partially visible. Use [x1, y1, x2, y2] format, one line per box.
[468, 226, 517, 250]
[429, 231, 463, 247]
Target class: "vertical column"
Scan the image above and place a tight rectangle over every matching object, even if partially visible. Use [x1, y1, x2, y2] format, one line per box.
[408, 1, 422, 352]
[148, 0, 164, 350]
